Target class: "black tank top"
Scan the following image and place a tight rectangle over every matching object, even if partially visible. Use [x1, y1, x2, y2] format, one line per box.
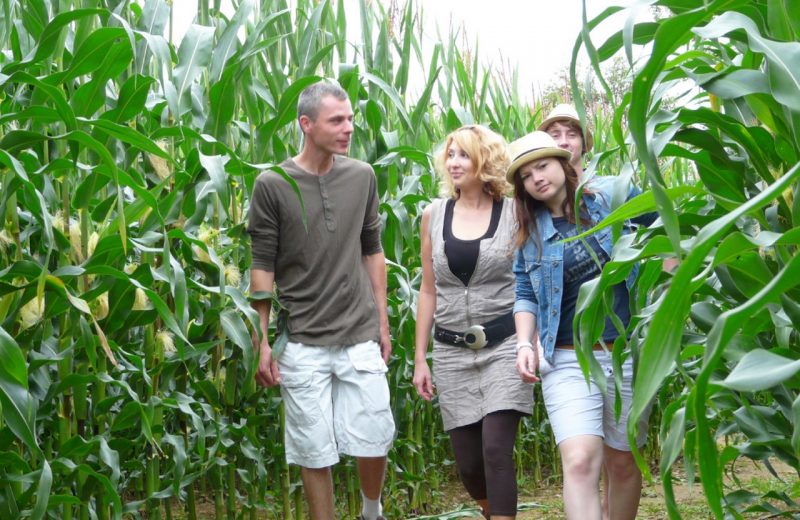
[443, 198, 503, 286]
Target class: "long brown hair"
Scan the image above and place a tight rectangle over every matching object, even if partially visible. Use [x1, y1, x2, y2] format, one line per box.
[512, 157, 593, 256]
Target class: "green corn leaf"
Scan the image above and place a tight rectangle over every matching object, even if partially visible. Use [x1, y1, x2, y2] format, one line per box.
[393, 0, 414, 93]
[0, 326, 39, 455]
[631, 160, 800, 516]
[0, 71, 77, 131]
[0, 106, 60, 126]
[703, 68, 771, 99]
[79, 118, 176, 164]
[695, 11, 800, 112]
[19, 0, 47, 40]
[563, 185, 701, 242]
[103, 74, 155, 124]
[64, 27, 128, 82]
[358, 0, 373, 70]
[220, 309, 255, 381]
[16, 8, 105, 68]
[209, 0, 254, 81]
[30, 460, 52, 520]
[172, 24, 216, 115]
[137, 0, 169, 36]
[296, 0, 326, 75]
[69, 37, 135, 117]
[792, 394, 800, 456]
[199, 153, 231, 212]
[0, 325, 27, 389]
[166, 244, 189, 331]
[0, 150, 55, 251]
[204, 64, 238, 142]
[362, 71, 412, 133]
[720, 349, 800, 392]
[134, 30, 172, 84]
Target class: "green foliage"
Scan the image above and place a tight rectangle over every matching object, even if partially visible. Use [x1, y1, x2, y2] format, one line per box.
[0, 0, 555, 518]
[575, 0, 800, 518]
[2, 0, 797, 518]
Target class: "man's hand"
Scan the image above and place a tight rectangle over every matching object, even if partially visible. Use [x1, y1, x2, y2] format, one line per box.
[516, 345, 540, 383]
[250, 269, 277, 387]
[254, 336, 281, 387]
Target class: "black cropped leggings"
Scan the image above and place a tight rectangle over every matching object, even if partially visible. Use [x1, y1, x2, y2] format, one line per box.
[448, 410, 523, 517]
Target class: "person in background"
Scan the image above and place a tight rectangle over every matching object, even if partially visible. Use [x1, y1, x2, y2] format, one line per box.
[538, 103, 593, 178]
[248, 81, 395, 520]
[413, 125, 533, 520]
[508, 131, 656, 520]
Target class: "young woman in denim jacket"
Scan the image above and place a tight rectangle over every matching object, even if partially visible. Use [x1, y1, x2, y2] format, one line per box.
[507, 131, 655, 520]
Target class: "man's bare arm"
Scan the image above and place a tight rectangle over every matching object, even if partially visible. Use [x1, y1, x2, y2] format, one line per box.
[251, 268, 280, 386]
[362, 252, 391, 363]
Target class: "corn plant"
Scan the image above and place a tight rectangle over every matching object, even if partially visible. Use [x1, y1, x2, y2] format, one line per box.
[0, 0, 575, 518]
[573, 1, 800, 518]
[10, 0, 761, 516]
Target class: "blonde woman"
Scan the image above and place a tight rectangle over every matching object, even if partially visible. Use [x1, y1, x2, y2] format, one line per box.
[413, 125, 533, 520]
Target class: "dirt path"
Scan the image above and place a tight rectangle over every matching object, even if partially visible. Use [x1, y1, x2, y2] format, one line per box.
[169, 459, 796, 518]
[412, 461, 800, 520]
[417, 459, 797, 519]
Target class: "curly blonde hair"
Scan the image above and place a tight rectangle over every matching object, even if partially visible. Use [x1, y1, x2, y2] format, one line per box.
[434, 125, 511, 200]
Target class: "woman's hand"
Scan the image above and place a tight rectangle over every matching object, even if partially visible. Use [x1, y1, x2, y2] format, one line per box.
[516, 344, 540, 383]
[413, 361, 435, 400]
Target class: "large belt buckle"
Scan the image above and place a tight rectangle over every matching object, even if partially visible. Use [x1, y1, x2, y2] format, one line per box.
[463, 325, 487, 350]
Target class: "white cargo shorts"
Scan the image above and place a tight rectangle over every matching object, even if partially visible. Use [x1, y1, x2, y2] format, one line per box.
[277, 340, 396, 468]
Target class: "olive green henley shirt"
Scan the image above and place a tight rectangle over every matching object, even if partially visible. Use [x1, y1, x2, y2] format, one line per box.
[247, 156, 383, 346]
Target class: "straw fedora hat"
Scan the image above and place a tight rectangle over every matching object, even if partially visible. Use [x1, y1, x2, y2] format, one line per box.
[506, 131, 571, 183]
[537, 103, 594, 152]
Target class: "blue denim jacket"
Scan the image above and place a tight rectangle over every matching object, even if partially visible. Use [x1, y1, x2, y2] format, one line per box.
[512, 176, 653, 364]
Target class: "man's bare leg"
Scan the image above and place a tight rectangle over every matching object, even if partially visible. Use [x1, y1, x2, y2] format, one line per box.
[301, 466, 334, 520]
[357, 456, 387, 518]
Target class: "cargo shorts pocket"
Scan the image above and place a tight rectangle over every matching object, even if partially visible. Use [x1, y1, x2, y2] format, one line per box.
[346, 343, 390, 414]
[280, 370, 322, 427]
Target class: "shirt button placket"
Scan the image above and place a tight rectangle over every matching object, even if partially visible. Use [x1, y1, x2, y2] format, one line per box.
[319, 177, 336, 232]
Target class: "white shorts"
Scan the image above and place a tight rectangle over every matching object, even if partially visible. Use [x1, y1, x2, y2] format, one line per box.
[277, 340, 396, 468]
[540, 349, 650, 451]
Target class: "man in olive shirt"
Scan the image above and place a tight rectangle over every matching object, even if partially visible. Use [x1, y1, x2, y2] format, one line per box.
[248, 82, 394, 520]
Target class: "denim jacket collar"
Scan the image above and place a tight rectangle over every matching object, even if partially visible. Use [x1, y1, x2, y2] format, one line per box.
[536, 209, 559, 243]
[534, 193, 606, 245]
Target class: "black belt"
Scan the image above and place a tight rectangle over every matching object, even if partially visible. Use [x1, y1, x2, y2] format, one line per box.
[434, 312, 515, 350]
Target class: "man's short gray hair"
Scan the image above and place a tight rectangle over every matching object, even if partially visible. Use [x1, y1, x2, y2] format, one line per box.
[297, 81, 349, 122]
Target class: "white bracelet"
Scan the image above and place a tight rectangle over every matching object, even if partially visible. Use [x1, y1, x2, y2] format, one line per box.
[515, 342, 534, 354]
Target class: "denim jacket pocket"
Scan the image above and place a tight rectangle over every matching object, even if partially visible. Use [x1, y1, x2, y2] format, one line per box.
[525, 260, 542, 290]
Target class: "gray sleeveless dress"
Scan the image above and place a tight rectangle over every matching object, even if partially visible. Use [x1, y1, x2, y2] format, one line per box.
[429, 198, 534, 430]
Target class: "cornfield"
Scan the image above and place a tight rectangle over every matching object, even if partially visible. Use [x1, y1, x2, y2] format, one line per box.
[0, 0, 797, 519]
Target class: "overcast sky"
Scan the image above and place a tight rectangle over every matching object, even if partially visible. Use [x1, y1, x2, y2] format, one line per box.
[170, 0, 638, 101]
[373, 0, 633, 99]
